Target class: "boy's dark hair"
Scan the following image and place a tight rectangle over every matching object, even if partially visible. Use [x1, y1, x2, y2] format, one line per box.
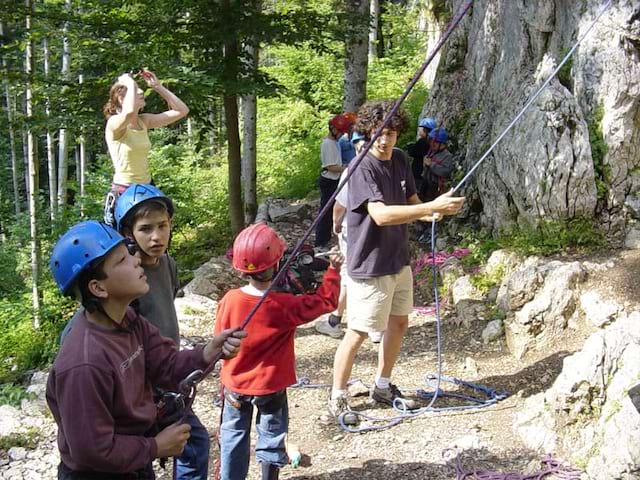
[73, 259, 108, 313]
[355, 100, 409, 136]
[120, 198, 171, 232]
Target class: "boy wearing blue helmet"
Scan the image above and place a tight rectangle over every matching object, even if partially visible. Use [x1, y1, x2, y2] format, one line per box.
[115, 184, 211, 479]
[47, 221, 245, 479]
[421, 127, 453, 202]
[406, 117, 436, 191]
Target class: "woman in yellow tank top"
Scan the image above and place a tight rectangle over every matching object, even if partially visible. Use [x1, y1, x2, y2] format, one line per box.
[102, 68, 189, 226]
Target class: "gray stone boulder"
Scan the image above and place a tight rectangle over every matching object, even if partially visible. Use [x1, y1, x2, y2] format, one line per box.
[504, 260, 586, 358]
[496, 257, 544, 312]
[183, 255, 241, 300]
[579, 290, 622, 328]
[515, 312, 640, 479]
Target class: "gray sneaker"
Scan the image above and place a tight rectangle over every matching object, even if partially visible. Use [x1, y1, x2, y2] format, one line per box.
[371, 383, 419, 410]
[328, 396, 359, 426]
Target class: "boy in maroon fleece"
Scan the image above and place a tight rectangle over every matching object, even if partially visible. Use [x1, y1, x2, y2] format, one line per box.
[46, 220, 245, 479]
[214, 223, 341, 480]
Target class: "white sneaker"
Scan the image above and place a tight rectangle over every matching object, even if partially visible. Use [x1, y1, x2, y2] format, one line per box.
[368, 331, 384, 343]
[315, 317, 343, 338]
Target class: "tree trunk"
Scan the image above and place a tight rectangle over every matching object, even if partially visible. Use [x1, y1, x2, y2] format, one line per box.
[224, 93, 244, 235]
[0, 22, 21, 216]
[57, 0, 71, 212]
[241, 0, 261, 225]
[43, 37, 57, 223]
[78, 73, 86, 216]
[377, 0, 385, 58]
[25, 0, 41, 327]
[368, 0, 379, 64]
[343, 0, 370, 112]
[222, 0, 244, 235]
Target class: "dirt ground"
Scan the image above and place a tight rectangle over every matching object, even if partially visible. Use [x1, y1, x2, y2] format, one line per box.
[156, 248, 640, 479]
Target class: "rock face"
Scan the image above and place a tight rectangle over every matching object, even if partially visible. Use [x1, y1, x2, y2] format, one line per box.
[424, 0, 640, 243]
[515, 312, 640, 479]
[498, 258, 586, 358]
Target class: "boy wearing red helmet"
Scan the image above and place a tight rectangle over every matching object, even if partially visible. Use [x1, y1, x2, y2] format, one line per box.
[215, 223, 342, 480]
[316, 114, 352, 249]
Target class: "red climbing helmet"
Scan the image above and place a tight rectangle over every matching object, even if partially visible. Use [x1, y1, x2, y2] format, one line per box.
[329, 114, 352, 134]
[232, 223, 287, 274]
[343, 111, 357, 125]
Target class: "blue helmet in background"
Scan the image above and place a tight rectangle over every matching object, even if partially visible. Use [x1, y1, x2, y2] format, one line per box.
[418, 117, 437, 130]
[429, 127, 448, 144]
[351, 132, 366, 144]
[50, 221, 125, 294]
[114, 184, 174, 231]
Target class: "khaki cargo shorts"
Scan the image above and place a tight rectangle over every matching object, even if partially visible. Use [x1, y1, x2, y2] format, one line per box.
[346, 265, 413, 333]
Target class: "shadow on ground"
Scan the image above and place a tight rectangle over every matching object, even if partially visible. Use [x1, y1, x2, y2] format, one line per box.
[286, 448, 551, 480]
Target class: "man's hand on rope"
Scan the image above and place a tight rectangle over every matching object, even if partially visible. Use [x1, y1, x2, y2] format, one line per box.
[429, 190, 465, 216]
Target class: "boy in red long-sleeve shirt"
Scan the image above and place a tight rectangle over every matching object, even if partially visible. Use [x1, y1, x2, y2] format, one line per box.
[214, 223, 342, 480]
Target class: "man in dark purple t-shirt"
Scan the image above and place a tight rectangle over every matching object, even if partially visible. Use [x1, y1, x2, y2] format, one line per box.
[328, 101, 465, 425]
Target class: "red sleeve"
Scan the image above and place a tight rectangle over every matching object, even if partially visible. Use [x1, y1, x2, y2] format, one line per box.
[280, 267, 340, 327]
[53, 366, 156, 473]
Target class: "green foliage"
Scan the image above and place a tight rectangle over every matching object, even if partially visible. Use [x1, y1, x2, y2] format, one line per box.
[588, 106, 610, 201]
[470, 264, 505, 295]
[0, 384, 35, 408]
[499, 218, 607, 257]
[557, 49, 573, 91]
[0, 428, 40, 451]
[459, 217, 607, 270]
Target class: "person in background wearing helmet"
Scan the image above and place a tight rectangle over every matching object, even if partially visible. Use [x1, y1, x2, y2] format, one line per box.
[417, 127, 454, 244]
[405, 117, 436, 193]
[59, 184, 212, 479]
[316, 114, 351, 251]
[314, 132, 383, 343]
[338, 112, 358, 165]
[328, 100, 465, 426]
[47, 220, 245, 479]
[215, 223, 342, 480]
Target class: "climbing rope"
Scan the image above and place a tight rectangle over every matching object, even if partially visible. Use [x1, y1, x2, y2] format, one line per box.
[454, 454, 583, 480]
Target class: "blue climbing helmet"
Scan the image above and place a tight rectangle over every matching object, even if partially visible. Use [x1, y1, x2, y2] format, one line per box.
[418, 117, 437, 130]
[429, 127, 448, 144]
[351, 132, 366, 144]
[114, 184, 174, 231]
[50, 221, 125, 294]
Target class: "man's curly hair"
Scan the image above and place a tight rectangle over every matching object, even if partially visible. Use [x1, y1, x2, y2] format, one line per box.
[354, 100, 409, 136]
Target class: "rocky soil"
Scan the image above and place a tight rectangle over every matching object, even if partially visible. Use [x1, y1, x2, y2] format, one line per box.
[1, 200, 638, 479]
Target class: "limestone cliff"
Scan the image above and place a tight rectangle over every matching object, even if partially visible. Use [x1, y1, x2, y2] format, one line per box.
[423, 0, 640, 244]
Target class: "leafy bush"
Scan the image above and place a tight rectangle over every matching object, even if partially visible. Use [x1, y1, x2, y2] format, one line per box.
[588, 106, 610, 201]
[0, 428, 40, 451]
[0, 383, 35, 408]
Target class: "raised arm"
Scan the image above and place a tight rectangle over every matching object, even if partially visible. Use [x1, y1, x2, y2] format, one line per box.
[106, 74, 139, 141]
[366, 190, 464, 226]
[139, 69, 189, 129]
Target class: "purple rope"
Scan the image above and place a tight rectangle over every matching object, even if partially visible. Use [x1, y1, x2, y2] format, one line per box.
[455, 455, 582, 480]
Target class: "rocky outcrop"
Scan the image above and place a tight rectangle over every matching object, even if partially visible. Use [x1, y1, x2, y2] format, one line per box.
[424, 0, 640, 243]
[515, 311, 640, 479]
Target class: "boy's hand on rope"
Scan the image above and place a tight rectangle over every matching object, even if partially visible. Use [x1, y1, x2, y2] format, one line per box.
[155, 422, 191, 458]
[429, 190, 465, 216]
[206, 328, 247, 361]
[327, 248, 344, 270]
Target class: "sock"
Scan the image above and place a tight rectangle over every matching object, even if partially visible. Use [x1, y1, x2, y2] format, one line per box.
[331, 388, 348, 400]
[328, 314, 342, 327]
[375, 376, 390, 390]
